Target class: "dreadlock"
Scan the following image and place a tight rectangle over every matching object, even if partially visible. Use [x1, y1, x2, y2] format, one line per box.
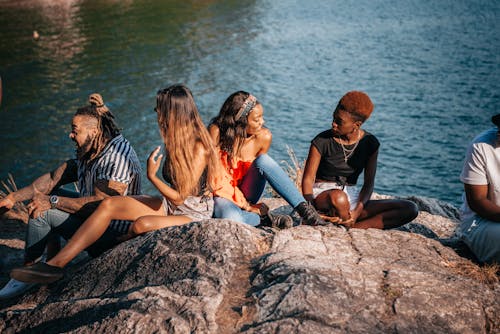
[75, 93, 121, 161]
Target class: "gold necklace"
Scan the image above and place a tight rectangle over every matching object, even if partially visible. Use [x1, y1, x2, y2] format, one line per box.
[339, 130, 361, 162]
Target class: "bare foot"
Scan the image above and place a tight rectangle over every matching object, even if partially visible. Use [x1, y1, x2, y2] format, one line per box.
[319, 214, 341, 224]
[319, 214, 355, 228]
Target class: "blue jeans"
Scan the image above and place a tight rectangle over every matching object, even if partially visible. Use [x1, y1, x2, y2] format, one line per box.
[459, 214, 500, 264]
[25, 189, 121, 262]
[213, 154, 305, 226]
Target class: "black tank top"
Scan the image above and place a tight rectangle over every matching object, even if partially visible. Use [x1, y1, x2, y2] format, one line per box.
[311, 129, 379, 185]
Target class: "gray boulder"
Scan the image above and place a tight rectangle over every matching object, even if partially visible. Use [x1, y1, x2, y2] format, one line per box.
[0, 197, 498, 333]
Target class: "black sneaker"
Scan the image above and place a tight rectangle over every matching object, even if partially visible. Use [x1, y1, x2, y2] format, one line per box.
[295, 201, 328, 226]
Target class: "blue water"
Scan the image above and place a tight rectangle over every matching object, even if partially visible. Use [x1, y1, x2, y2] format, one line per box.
[0, 0, 499, 207]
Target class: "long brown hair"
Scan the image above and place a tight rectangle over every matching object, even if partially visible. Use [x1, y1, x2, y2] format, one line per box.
[156, 84, 219, 199]
[75, 93, 121, 162]
[209, 91, 259, 163]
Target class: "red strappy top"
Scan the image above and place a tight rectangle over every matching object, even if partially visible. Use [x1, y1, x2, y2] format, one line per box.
[213, 151, 252, 208]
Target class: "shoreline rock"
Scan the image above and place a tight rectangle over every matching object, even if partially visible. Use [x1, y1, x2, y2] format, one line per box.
[0, 196, 498, 333]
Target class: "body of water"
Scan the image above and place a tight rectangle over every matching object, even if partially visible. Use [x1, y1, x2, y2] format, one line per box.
[0, 0, 499, 207]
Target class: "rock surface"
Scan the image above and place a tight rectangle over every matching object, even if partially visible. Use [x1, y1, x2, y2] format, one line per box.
[0, 196, 499, 333]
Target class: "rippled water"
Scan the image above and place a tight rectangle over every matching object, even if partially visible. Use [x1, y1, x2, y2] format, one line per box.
[0, 0, 499, 206]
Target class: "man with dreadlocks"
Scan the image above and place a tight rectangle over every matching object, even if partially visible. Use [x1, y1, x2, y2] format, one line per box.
[0, 93, 142, 299]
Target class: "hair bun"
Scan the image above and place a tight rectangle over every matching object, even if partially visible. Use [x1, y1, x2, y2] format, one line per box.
[89, 93, 109, 114]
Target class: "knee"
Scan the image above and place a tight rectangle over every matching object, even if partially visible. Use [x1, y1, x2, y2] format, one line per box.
[403, 200, 419, 221]
[213, 197, 229, 218]
[99, 196, 118, 212]
[28, 211, 50, 227]
[213, 198, 244, 222]
[131, 217, 150, 235]
[254, 154, 277, 169]
[328, 190, 349, 209]
[213, 197, 227, 215]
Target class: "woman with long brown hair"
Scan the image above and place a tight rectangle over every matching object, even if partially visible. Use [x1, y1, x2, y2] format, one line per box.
[11, 84, 220, 283]
[210, 91, 325, 228]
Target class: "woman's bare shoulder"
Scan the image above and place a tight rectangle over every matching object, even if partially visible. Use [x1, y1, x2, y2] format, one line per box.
[254, 127, 272, 153]
[255, 127, 272, 142]
[208, 124, 220, 143]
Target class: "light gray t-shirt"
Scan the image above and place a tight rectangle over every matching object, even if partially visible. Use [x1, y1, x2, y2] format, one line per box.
[460, 128, 500, 221]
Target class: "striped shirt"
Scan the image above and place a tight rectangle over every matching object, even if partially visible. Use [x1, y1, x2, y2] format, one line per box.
[76, 134, 142, 233]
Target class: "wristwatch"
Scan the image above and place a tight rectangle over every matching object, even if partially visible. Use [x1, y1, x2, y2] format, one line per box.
[49, 195, 59, 209]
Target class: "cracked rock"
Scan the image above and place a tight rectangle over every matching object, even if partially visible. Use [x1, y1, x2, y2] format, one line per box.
[1, 196, 499, 333]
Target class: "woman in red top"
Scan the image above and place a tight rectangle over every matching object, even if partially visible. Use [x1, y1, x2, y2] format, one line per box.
[210, 91, 325, 227]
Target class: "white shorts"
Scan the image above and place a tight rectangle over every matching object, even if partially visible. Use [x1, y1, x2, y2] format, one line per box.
[162, 195, 214, 221]
[312, 182, 359, 211]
